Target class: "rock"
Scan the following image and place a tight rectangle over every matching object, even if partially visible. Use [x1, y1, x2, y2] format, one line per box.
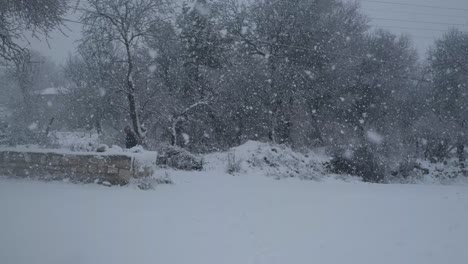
[110, 145, 123, 152]
[129, 146, 144, 153]
[96, 144, 108, 153]
[101, 181, 112, 187]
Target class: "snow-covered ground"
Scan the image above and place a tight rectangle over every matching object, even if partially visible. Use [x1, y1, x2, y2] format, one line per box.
[1, 172, 467, 264]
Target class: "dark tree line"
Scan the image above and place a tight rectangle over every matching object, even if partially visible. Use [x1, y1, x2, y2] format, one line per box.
[2, 0, 468, 180]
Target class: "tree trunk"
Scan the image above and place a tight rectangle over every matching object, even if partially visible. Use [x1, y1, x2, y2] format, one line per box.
[15, 57, 34, 113]
[124, 42, 142, 138]
[236, 114, 244, 146]
[282, 96, 294, 144]
[307, 101, 324, 145]
[457, 144, 465, 168]
[268, 57, 279, 144]
[171, 117, 179, 146]
[269, 105, 279, 144]
[45, 117, 55, 136]
[127, 92, 140, 135]
[95, 116, 102, 135]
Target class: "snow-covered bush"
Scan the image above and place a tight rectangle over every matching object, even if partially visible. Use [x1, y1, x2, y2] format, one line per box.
[389, 160, 429, 180]
[156, 144, 203, 171]
[208, 141, 325, 180]
[226, 152, 242, 174]
[387, 159, 468, 184]
[131, 171, 173, 190]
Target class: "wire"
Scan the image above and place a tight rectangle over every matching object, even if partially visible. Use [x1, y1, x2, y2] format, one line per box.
[362, 8, 468, 19]
[369, 24, 468, 33]
[360, 0, 468, 12]
[61, 6, 452, 62]
[369, 17, 468, 27]
[66, 7, 467, 31]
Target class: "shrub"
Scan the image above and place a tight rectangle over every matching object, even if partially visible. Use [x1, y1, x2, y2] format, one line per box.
[156, 144, 203, 171]
[326, 147, 385, 183]
[132, 172, 173, 190]
[390, 160, 429, 179]
[424, 139, 452, 163]
[226, 152, 242, 174]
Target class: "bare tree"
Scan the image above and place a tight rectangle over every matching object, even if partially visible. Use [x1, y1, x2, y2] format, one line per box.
[220, 0, 368, 144]
[429, 29, 468, 166]
[81, 0, 169, 139]
[0, 0, 67, 62]
[64, 39, 125, 135]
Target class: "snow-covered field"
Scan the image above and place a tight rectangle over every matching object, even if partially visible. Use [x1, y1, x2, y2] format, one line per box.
[1, 172, 467, 264]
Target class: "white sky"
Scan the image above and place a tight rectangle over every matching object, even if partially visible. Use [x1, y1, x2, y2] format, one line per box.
[26, 0, 468, 64]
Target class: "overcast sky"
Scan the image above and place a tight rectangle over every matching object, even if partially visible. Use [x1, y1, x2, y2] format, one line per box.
[26, 0, 468, 64]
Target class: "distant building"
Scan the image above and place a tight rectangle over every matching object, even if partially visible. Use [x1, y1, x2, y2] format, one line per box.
[34, 86, 69, 104]
[32, 86, 71, 130]
[34, 86, 70, 100]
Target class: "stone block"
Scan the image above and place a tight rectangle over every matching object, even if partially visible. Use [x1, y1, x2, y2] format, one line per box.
[88, 164, 98, 174]
[66, 156, 81, 166]
[49, 155, 62, 166]
[109, 156, 132, 170]
[88, 157, 101, 164]
[97, 162, 107, 174]
[10, 152, 24, 163]
[1, 167, 12, 176]
[118, 169, 132, 180]
[39, 155, 48, 165]
[23, 153, 32, 163]
[3, 152, 11, 162]
[75, 165, 87, 174]
[12, 168, 29, 177]
[29, 153, 43, 164]
[107, 165, 118, 174]
[61, 156, 70, 164]
[49, 166, 64, 175]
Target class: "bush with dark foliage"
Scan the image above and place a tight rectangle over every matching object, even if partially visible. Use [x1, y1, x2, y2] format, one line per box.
[326, 147, 385, 183]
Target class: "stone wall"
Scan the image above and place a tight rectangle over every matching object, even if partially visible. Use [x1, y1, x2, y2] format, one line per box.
[0, 150, 154, 185]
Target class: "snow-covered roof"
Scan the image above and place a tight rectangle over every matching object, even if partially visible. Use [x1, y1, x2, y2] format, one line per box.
[35, 87, 70, 96]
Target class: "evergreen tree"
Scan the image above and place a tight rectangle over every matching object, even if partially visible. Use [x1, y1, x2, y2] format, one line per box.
[429, 29, 468, 165]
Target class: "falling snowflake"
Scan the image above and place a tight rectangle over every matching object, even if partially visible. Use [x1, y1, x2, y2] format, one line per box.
[28, 122, 38, 131]
[366, 130, 383, 145]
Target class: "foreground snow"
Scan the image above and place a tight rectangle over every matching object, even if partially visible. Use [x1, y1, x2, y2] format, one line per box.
[1, 172, 467, 264]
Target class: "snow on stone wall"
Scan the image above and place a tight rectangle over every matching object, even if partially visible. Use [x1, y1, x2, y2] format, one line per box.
[0, 149, 155, 185]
